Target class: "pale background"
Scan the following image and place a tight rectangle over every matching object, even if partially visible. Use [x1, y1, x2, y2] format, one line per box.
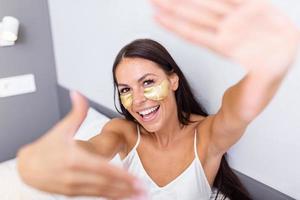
[48, 0, 300, 198]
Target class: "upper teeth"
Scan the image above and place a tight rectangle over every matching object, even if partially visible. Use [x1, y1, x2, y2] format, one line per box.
[138, 106, 159, 116]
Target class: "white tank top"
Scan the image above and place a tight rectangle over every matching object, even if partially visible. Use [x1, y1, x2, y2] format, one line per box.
[122, 125, 212, 200]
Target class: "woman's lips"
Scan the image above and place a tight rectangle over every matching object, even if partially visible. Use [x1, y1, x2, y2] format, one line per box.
[139, 105, 160, 122]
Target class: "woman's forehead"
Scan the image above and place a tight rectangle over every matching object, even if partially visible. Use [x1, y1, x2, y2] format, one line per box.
[115, 58, 166, 83]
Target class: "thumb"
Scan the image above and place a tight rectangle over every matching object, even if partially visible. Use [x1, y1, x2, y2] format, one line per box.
[70, 91, 89, 121]
[55, 91, 89, 140]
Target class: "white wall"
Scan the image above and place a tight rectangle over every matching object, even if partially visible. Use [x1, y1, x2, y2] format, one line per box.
[48, 0, 300, 198]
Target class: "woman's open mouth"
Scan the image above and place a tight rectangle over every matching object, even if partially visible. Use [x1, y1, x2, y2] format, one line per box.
[137, 105, 160, 122]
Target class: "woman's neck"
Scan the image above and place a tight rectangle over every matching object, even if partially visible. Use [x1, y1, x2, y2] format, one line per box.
[151, 115, 185, 149]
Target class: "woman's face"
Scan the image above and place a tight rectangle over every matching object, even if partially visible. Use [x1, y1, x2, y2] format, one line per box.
[115, 57, 179, 132]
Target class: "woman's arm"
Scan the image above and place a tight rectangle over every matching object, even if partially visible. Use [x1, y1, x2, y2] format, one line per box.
[77, 118, 130, 160]
[151, 0, 300, 154]
[207, 68, 292, 153]
[17, 92, 142, 198]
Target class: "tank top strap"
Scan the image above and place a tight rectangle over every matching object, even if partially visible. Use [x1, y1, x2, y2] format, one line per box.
[194, 129, 200, 160]
[131, 124, 141, 151]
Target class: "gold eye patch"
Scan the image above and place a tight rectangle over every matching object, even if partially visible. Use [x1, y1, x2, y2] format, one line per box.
[120, 92, 133, 109]
[120, 79, 170, 109]
[144, 79, 169, 101]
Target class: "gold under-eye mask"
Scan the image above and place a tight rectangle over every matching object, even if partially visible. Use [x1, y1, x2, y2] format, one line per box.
[120, 79, 170, 109]
[120, 92, 133, 109]
[144, 79, 169, 101]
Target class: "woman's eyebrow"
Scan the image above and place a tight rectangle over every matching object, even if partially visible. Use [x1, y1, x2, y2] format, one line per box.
[137, 73, 157, 83]
[118, 73, 157, 87]
[117, 83, 129, 87]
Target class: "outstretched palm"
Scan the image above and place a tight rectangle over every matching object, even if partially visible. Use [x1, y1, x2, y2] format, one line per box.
[152, 0, 299, 73]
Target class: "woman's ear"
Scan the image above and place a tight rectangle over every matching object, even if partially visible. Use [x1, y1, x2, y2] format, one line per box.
[169, 73, 179, 91]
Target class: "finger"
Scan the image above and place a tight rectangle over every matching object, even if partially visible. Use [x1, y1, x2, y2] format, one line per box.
[151, 0, 221, 30]
[66, 185, 136, 199]
[67, 91, 89, 137]
[224, 0, 246, 5]
[97, 159, 140, 188]
[62, 170, 139, 198]
[66, 149, 136, 185]
[154, 12, 217, 50]
[70, 91, 89, 119]
[191, 0, 235, 16]
[52, 91, 89, 140]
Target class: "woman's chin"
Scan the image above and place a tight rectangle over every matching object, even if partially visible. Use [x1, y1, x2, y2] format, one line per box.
[142, 124, 160, 133]
[138, 118, 162, 133]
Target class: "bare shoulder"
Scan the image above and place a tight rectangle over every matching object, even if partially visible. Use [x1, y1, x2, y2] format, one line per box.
[103, 118, 134, 131]
[102, 118, 137, 139]
[189, 113, 212, 154]
[190, 114, 210, 142]
[103, 118, 139, 153]
[192, 113, 216, 154]
[88, 118, 138, 158]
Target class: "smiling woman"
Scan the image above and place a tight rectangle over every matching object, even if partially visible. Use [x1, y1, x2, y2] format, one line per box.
[17, 0, 299, 200]
[111, 38, 250, 199]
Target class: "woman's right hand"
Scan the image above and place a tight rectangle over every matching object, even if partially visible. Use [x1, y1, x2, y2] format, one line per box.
[17, 91, 145, 199]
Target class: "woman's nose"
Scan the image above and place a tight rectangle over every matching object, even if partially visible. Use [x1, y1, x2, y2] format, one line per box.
[132, 89, 146, 106]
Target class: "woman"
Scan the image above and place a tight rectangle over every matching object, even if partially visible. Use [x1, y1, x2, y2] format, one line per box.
[18, 0, 299, 200]
[111, 38, 251, 200]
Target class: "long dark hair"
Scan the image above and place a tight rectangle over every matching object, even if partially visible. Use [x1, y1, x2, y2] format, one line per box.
[112, 39, 251, 200]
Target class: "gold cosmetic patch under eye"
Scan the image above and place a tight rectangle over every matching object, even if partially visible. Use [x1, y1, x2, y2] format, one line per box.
[144, 79, 169, 101]
[120, 93, 133, 109]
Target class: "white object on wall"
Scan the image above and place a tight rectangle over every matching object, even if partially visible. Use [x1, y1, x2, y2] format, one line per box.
[0, 16, 20, 47]
[0, 74, 36, 98]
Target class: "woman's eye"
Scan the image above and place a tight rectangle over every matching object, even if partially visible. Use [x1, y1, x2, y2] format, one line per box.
[120, 88, 130, 94]
[143, 79, 154, 86]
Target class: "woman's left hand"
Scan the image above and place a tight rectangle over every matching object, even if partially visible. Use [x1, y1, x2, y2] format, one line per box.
[151, 0, 300, 74]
